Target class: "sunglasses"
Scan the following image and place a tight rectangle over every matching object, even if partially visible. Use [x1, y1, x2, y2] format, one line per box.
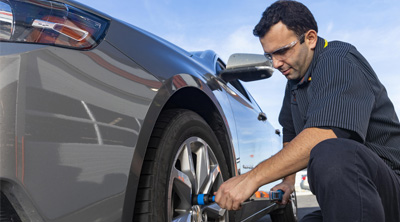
[264, 34, 305, 62]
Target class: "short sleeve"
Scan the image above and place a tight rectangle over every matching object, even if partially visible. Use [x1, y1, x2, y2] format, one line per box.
[279, 82, 296, 143]
[304, 57, 375, 142]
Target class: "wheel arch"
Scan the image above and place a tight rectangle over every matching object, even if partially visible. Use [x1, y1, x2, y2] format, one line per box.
[122, 83, 237, 221]
[162, 87, 237, 178]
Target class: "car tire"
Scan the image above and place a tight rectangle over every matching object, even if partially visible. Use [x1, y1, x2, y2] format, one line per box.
[270, 192, 298, 222]
[134, 109, 231, 222]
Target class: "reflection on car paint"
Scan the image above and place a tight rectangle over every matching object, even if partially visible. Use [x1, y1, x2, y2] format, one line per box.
[0, 41, 157, 219]
[83, 51, 162, 90]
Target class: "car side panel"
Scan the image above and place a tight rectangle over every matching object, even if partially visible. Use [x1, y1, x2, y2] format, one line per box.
[0, 41, 160, 221]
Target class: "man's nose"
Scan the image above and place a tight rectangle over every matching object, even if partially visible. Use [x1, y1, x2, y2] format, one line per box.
[272, 57, 284, 69]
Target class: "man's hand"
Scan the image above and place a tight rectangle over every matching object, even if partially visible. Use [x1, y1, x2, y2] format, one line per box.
[214, 172, 259, 210]
[270, 179, 295, 205]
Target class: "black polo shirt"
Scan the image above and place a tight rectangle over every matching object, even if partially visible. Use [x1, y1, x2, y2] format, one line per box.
[278, 37, 400, 175]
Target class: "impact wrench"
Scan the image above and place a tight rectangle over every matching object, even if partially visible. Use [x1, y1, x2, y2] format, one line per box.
[192, 190, 284, 205]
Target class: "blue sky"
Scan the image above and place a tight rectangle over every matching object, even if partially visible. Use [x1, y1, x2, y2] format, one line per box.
[76, 0, 400, 128]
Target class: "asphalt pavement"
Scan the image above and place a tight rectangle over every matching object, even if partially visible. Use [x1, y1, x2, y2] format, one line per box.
[256, 194, 320, 222]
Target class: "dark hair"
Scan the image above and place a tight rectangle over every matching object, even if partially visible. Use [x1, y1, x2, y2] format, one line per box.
[253, 0, 318, 40]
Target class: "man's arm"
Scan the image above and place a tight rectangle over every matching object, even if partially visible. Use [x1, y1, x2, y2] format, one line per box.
[214, 127, 336, 210]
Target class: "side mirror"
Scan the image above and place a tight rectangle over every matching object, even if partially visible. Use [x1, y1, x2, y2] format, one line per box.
[219, 53, 274, 82]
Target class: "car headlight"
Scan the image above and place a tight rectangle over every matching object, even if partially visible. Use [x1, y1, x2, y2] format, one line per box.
[0, 0, 109, 50]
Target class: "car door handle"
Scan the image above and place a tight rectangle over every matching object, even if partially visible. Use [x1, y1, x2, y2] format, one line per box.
[258, 112, 267, 121]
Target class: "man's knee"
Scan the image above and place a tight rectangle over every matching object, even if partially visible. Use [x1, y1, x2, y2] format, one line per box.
[307, 138, 361, 190]
[309, 138, 358, 168]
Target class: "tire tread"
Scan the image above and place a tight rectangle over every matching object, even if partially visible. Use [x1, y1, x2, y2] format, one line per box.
[133, 109, 185, 222]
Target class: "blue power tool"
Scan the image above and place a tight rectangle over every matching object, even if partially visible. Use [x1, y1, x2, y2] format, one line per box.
[192, 194, 215, 205]
[192, 190, 284, 205]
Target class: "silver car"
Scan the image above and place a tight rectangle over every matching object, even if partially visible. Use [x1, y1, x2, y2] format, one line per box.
[0, 0, 296, 221]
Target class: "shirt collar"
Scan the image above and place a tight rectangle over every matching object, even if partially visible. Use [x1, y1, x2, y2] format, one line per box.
[296, 36, 328, 87]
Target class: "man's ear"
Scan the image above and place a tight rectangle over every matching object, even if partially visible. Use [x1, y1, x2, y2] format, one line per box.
[306, 30, 318, 50]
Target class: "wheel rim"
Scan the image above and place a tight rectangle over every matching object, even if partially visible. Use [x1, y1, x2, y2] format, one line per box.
[290, 191, 298, 219]
[168, 137, 227, 222]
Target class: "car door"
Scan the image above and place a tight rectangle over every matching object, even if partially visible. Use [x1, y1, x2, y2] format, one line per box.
[224, 79, 282, 190]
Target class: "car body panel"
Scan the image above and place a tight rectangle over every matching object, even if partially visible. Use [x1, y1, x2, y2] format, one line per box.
[1, 40, 157, 220]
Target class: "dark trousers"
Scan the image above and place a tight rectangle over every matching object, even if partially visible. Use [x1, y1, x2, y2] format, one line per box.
[300, 138, 400, 222]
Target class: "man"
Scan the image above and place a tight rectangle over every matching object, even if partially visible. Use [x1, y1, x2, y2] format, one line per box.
[214, 1, 400, 221]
